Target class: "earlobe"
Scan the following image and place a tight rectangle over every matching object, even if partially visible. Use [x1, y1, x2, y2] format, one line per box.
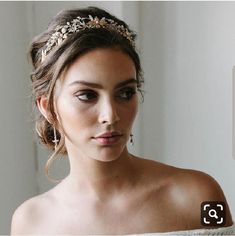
[37, 96, 51, 123]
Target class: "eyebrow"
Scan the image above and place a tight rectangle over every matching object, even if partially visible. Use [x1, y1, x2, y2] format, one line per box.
[68, 78, 137, 89]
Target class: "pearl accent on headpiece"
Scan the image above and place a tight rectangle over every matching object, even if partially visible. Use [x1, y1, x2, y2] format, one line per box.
[41, 15, 135, 62]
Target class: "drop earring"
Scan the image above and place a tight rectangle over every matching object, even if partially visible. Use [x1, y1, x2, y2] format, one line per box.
[130, 133, 134, 146]
[52, 126, 59, 149]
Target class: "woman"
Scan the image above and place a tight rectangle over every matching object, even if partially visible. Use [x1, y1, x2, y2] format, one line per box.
[11, 6, 234, 235]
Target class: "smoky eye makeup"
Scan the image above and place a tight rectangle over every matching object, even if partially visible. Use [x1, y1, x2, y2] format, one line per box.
[75, 89, 98, 102]
[116, 86, 137, 101]
[73, 83, 137, 103]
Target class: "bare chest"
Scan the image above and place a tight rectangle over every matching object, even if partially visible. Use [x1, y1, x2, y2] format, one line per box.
[33, 194, 188, 235]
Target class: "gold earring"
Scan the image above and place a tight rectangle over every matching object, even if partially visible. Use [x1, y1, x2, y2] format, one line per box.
[52, 126, 59, 149]
[130, 133, 134, 146]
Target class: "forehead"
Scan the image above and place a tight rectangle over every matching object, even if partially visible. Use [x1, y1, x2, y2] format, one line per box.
[62, 48, 136, 86]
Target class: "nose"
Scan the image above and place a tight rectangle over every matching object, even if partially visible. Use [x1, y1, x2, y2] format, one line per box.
[98, 97, 120, 125]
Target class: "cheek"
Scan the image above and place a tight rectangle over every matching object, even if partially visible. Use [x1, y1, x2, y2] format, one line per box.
[121, 99, 138, 125]
[56, 97, 95, 133]
[56, 95, 138, 132]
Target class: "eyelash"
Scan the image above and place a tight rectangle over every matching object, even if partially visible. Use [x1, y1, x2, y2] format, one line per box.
[75, 87, 136, 103]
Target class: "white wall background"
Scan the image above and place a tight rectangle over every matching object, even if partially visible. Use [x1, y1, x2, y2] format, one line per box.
[0, 2, 38, 234]
[0, 1, 235, 234]
[139, 1, 235, 219]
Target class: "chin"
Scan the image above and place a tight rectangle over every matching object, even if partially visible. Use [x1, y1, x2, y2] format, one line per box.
[91, 146, 126, 162]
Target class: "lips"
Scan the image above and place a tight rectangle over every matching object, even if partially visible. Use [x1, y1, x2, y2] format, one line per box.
[93, 131, 123, 145]
[95, 131, 122, 138]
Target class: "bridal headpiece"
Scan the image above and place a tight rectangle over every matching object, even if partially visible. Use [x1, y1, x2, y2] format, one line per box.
[41, 15, 135, 62]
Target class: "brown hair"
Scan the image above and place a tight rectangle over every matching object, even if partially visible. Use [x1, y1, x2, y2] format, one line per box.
[29, 6, 144, 182]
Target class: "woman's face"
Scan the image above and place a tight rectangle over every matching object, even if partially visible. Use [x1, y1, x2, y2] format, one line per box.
[55, 48, 138, 162]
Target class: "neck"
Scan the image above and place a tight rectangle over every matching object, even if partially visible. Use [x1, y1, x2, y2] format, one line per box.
[63, 146, 137, 202]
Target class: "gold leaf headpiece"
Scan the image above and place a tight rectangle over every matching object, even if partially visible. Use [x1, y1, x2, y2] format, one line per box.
[41, 15, 135, 62]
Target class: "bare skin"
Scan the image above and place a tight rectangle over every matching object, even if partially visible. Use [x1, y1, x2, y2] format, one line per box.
[11, 156, 233, 235]
[11, 48, 233, 234]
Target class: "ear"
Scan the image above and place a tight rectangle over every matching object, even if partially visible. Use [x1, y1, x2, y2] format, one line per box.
[36, 96, 51, 123]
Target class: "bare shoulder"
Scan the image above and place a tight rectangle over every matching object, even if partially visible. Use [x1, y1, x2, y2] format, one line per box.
[139, 157, 231, 205]
[171, 167, 233, 227]
[156, 162, 233, 228]
[171, 168, 227, 199]
[135, 157, 233, 230]
[11, 192, 54, 234]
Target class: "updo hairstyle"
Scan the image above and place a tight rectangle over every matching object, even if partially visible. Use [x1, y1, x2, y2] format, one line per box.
[29, 6, 144, 180]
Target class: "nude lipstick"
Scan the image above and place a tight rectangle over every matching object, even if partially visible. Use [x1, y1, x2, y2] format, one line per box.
[93, 132, 122, 145]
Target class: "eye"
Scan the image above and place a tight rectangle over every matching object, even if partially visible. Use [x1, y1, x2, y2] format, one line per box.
[75, 90, 98, 102]
[117, 87, 136, 101]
